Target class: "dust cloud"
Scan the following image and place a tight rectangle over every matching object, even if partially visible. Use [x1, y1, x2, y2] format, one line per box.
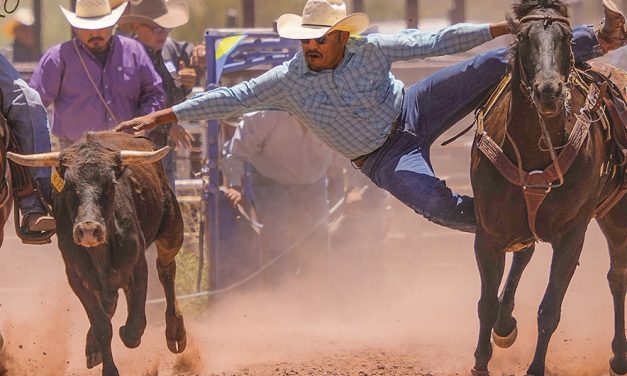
[0, 154, 618, 376]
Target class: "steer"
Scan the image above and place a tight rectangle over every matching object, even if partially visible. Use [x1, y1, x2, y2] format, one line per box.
[8, 132, 186, 376]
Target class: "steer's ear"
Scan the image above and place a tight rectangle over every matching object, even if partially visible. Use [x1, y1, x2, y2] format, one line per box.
[7, 152, 61, 167]
[118, 146, 170, 165]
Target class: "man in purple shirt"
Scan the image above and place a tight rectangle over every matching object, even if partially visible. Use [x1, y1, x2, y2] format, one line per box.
[29, 0, 165, 147]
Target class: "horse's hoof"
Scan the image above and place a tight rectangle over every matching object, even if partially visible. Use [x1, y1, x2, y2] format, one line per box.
[119, 326, 141, 349]
[610, 358, 627, 376]
[492, 325, 518, 348]
[167, 333, 187, 354]
[86, 350, 103, 369]
[471, 368, 490, 376]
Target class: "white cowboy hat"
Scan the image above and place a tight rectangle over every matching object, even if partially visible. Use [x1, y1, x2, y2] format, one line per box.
[277, 0, 369, 40]
[119, 0, 189, 29]
[60, 0, 127, 30]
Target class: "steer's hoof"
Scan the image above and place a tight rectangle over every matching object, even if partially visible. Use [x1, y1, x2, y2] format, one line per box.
[492, 325, 518, 349]
[167, 333, 187, 354]
[119, 326, 142, 349]
[471, 368, 490, 376]
[86, 350, 103, 369]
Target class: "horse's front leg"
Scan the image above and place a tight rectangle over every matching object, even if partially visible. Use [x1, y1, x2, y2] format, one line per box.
[472, 230, 506, 376]
[526, 228, 586, 376]
[493, 245, 535, 348]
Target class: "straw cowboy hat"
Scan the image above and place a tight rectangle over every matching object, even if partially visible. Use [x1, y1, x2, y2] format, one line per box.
[2, 7, 34, 38]
[119, 0, 189, 29]
[60, 0, 128, 30]
[277, 0, 369, 40]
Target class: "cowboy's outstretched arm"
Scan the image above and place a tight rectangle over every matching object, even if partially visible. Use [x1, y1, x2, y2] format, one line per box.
[116, 66, 286, 133]
[374, 22, 509, 62]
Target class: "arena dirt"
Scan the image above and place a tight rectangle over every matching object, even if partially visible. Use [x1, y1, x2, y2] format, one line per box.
[0, 129, 617, 375]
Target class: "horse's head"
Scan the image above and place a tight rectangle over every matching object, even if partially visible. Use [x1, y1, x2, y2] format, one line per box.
[510, 0, 574, 117]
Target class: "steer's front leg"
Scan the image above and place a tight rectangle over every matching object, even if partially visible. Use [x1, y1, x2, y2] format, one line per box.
[66, 270, 119, 376]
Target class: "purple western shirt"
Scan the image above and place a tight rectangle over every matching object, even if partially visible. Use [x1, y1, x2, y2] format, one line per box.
[30, 35, 165, 142]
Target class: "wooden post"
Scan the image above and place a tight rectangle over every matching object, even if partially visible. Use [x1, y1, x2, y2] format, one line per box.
[242, 0, 255, 28]
[567, 0, 583, 26]
[406, 0, 419, 29]
[449, 0, 465, 24]
[33, 0, 42, 57]
[353, 0, 364, 13]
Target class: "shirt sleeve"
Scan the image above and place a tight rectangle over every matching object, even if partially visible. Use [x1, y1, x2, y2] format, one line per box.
[222, 112, 274, 186]
[371, 23, 493, 62]
[136, 46, 166, 116]
[29, 48, 62, 108]
[173, 65, 286, 122]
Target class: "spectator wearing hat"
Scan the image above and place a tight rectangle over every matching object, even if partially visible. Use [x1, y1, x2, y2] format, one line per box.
[222, 111, 331, 284]
[29, 0, 165, 148]
[3, 7, 39, 63]
[119, 0, 194, 188]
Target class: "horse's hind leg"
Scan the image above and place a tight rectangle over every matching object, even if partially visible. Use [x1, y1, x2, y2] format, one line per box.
[472, 232, 506, 376]
[526, 227, 586, 376]
[598, 198, 627, 376]
[493, 244, 535, 348]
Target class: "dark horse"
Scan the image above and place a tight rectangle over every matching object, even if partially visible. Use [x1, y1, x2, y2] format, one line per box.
[470, 0, 627, 375]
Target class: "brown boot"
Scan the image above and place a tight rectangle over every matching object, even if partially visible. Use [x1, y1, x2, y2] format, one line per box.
[597, 0, 627, 52]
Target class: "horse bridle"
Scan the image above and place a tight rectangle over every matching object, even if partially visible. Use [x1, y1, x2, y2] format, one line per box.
[512, 13, 576, 190]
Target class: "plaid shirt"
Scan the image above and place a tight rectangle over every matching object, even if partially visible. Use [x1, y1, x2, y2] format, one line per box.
[174, 23, 492, 159]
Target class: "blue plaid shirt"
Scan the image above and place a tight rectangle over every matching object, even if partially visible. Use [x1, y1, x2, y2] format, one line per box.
[174, 23, 493, 159]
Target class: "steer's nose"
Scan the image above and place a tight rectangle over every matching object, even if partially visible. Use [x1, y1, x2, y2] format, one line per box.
[73, 221, 106, 247]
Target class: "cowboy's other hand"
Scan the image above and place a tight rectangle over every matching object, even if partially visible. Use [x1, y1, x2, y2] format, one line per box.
[178, 67, 197, 90]
[190, 43, 206, 69]
[224, 186, 242, 207]
[168, 123, 193, 149]
[114, 114, 158, 133]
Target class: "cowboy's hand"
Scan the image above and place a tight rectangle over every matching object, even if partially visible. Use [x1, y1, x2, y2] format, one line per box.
[168, 123, 193, 149]
[224, 186, 242, 207]
[178, 67, 197, 91]
[114, 114, 159, 133]
[190, 43, 206, 69]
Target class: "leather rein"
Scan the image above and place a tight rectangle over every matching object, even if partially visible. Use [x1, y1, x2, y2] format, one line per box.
[476, 14, 608, 241]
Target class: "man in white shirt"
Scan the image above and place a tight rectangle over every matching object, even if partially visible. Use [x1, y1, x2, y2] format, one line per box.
[222, 111, 331, 284]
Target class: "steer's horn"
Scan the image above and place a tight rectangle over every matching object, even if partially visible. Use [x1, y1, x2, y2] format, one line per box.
[119, 146, 170, 165]
[7, 151, 61, 167]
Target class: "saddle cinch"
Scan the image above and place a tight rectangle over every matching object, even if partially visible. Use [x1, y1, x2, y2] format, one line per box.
[476, 62, 627, 229]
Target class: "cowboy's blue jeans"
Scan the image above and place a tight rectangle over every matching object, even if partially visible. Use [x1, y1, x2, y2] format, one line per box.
[360, 26, 603, 233]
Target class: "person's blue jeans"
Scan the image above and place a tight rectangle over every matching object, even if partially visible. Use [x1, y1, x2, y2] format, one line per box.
[360, 26, 603, 233]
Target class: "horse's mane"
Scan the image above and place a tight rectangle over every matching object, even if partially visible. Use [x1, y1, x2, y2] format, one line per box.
[512, 0, 569, 19]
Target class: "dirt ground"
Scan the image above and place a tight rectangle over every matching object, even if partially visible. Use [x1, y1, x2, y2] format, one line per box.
[0, 127, 620, 376]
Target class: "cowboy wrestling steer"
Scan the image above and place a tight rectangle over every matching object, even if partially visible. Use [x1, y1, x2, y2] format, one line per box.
[8, 132, 187, 376]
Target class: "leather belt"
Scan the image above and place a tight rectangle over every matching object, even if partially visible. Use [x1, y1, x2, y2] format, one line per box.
[351, 117, 401, 169]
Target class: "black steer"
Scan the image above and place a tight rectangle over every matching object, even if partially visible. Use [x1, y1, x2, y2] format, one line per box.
[8, 132, 187, 376]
